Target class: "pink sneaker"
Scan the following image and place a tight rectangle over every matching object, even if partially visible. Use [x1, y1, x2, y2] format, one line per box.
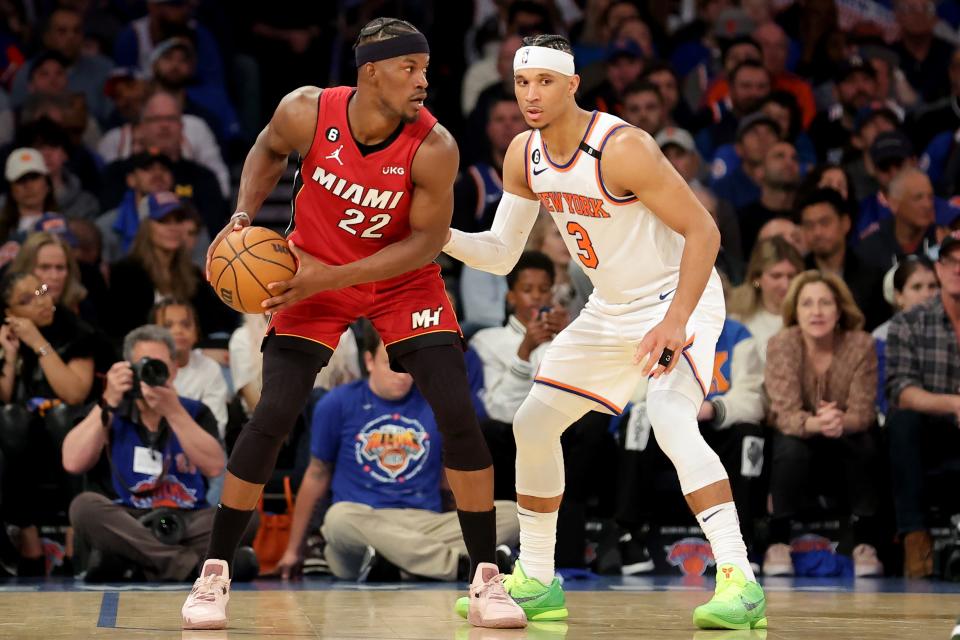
[467, 562, 527, 629]
[181, 559, 231, 630]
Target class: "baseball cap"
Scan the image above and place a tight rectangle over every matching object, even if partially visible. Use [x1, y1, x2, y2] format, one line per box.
[606, 38, 643, 62]
[835, 55, 875, 84]
[139, 191, 187, 222]
[853, 102, 901, 133]
[713, 8, 755, 41]
[5, 148, 49, 182]
[655, 127, 696, 153]
[150, 37, 196, 67]
[870, 130, 913, 165]
[129, 149, 175, 173]
[31, 213, 79, 247]
[939, 229, 960, 260]
[736, 112, 781, 141]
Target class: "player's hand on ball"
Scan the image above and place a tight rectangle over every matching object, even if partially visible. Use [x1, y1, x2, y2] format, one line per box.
[262, 241, 342, 312]
[634, 315, 686, 378]
[276, 549, 303, 580]
[206, 212, 250, 281]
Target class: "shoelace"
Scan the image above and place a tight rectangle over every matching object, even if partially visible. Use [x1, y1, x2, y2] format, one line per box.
[190, 574, 229, 603]
[477, 574, 514, 604]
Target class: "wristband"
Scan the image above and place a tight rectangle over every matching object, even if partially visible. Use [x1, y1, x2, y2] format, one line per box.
[35, 343, 52, 358]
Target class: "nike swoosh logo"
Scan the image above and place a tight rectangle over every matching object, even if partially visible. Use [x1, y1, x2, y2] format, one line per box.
[740, 596, 762, 611]
[702, 509, 722, 522]
[659, 288, 676, 301]
[512, 593, 549, 603]
[532, 167, 548, 176]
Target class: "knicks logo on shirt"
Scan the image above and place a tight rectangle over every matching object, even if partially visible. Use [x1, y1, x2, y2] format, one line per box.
[127, 476, 199, 509]
[355, 414, 430, 482]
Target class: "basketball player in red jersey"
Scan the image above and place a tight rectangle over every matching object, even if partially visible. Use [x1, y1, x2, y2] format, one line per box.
[181, 18, 525, 630]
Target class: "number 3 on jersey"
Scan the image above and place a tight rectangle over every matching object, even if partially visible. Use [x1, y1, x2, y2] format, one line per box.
[566, 221, 598, 269]
[338, 208, 392, 238]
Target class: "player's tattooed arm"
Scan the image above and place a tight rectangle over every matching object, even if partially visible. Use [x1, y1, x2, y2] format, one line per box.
[603, 127, 721, 377]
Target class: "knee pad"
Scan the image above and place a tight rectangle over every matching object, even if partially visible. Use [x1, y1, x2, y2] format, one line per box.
[513, 395, 575, 498]
[647, 389, 728, 495]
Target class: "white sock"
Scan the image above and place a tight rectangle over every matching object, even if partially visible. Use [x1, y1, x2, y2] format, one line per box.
[696, 501, 755, 582]
[517, 506, 558, 585]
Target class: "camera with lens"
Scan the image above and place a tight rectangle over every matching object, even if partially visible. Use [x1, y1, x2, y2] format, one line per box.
[138, 508, 186, 545]
[125, 357, 170, 400]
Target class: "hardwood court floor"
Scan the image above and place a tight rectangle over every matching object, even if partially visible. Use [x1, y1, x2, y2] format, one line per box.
[0, 584, 957, 639]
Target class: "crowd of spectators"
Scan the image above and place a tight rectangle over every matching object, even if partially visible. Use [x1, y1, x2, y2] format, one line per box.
[0, 0, 959, 583]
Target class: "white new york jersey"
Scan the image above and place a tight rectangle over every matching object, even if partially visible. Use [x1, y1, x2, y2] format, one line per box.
[525, 110, 712, 306]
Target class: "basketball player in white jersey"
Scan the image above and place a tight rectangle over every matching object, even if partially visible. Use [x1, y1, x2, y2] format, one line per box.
[445, 35, 768, 631]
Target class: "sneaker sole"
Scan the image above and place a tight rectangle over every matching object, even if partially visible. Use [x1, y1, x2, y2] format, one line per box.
[456, 598, 568, 622]
[182, 618, 227, 630]
[467, 610, 527, 629]
[693, 611, 767, 630]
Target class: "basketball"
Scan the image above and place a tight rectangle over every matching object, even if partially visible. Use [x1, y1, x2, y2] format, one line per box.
[208, 226, 297, 313]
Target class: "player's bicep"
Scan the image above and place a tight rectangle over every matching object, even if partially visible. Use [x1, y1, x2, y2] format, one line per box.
[409, 126, 460, 238]
[603, 129, 715, 237]
[263, 87, 323, 159]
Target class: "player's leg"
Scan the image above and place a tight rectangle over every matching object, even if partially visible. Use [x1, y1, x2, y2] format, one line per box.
[396, 343, 525, 628]
[182, 332, 331, 630]
[645, 331, 766, 630]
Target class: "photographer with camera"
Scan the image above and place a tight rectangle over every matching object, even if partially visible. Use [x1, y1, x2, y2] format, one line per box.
[62, 324, 246, 582]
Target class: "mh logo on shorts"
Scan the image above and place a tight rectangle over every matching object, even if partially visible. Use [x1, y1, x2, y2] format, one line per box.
[411, 306, 442, 329]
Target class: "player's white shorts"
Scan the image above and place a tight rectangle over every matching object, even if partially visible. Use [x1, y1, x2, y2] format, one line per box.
[532, 277, 725, 415]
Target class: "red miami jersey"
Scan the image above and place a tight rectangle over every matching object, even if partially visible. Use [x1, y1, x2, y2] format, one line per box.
[288, 86, 438, 273]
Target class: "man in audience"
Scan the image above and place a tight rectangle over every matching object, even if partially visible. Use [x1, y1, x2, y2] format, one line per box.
[809, 56, 880, 164]
[856, 168, 941, 272]
[885, 230, 960, 577]
[63, 325, 252, 582]
[9, 7, 114, 124]
[696, 60, 771, 161]
[621, 81, 666, 136]
[99, 91, 228, 236]
[738, 140, 800, 258]
[711, 112, 781, 211]
[800, 188, 890, 329]
[274, 323, 518, 581]
[97, 150, 175, 263]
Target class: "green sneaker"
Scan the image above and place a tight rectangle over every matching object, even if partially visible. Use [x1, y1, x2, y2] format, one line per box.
[455, 562, 569, 622]
[693, 564, 768, 630]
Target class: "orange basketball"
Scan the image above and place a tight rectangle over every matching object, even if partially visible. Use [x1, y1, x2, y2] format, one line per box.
[208, 226, 297, 313]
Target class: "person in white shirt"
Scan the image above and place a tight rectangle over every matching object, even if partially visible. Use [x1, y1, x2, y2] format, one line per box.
[471, 251, 568, 423]
[150, 298, 228, 438]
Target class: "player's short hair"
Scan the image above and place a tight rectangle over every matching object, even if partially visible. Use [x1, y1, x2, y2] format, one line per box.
[507, 251, 556, 290]
[520, 34, 573, 56]
[354, 17, 421, 49]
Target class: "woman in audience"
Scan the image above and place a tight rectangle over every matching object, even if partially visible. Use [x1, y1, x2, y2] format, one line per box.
[105, 196, 236, 342]
[764, 270, 883, 577]
[727, 236, 804, 362]
[10, 231, 87, 316]
[0, 148, 58, 263]
[872, 257, 939, 417]
[0, 270, 95, 575]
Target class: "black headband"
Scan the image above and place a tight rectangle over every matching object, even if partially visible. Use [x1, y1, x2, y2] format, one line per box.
[355, 32, 430, 67]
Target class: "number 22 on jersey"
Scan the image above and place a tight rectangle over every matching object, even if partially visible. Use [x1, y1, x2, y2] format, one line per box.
[338, 208, 392, 238]
[566, 221, 598, 269]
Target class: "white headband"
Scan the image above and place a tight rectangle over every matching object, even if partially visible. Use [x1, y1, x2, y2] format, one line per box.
[513, 46, 575, 76]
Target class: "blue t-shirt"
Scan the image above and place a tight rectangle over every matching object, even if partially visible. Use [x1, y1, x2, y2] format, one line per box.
[310, 380, 443, 512]
[109, 397, 215, 510]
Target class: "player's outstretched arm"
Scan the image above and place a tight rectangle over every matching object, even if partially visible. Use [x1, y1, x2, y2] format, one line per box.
[603, 127, 721, 377]
[205, 87, 321, 280]
[442, 131, 541, 275]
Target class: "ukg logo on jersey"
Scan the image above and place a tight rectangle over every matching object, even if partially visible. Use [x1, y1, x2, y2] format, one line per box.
[355, 414, 430, 482]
